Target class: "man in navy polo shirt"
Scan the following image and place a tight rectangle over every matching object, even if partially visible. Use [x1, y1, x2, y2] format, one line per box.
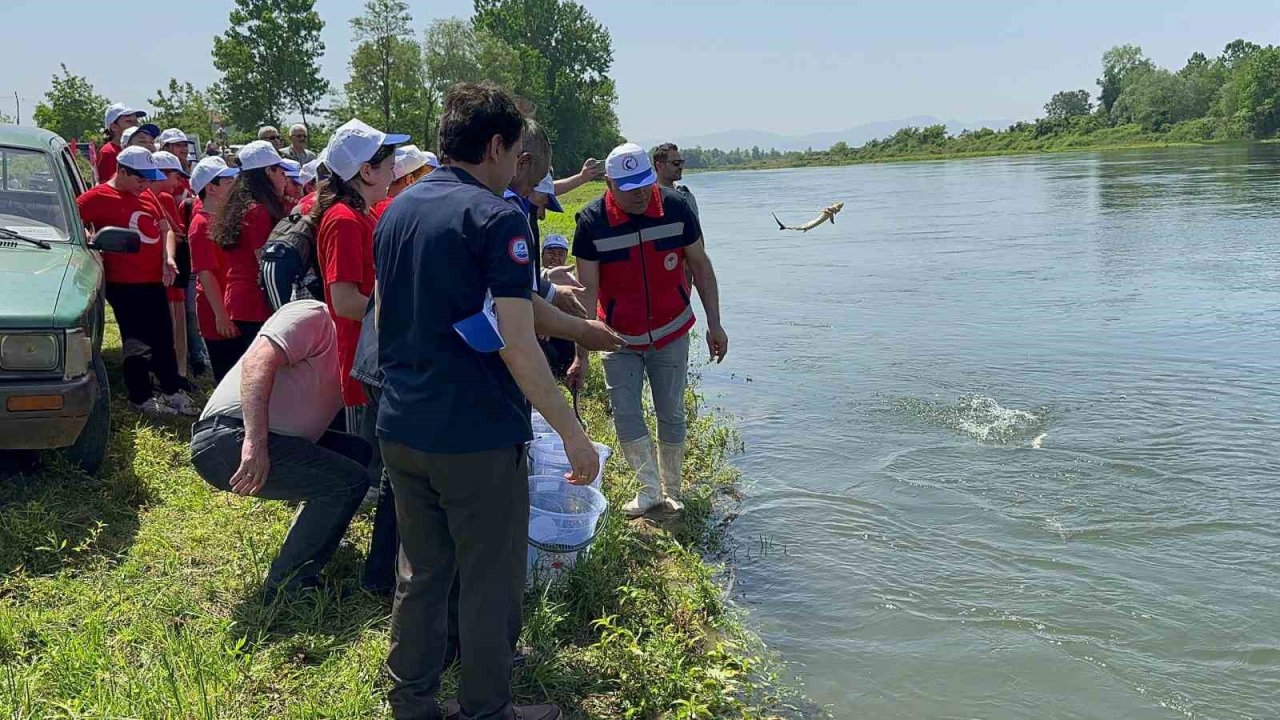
[374, 83, 620, 720]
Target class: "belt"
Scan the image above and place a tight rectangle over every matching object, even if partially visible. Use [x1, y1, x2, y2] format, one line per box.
[192, 414, 245, 435]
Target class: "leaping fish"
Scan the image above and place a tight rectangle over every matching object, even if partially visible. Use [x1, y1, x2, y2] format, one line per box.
[772, 202, 844, 232]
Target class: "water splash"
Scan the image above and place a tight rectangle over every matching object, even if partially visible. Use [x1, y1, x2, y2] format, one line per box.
[892, 394, 1050, 445]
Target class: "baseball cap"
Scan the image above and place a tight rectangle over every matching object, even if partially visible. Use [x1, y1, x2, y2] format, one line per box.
[237, 140, 289, 172]
[543, 233, 569, 251]
[423, 150, 440, 168]
[116, 146, 165, 181]
[281, 159, 302, 182]
[324, 118, 410, 181]
[534, 172, 564, 213]
[189, 156, 240, 195]
[392, 145, 431, 180]
[121, 124, 161, 147]
[103, 103, 146, 128]
[151, 151, 188, 177]
[605, 143, 656, 191]
[157, 128, 188, 147]
[299, 156, 325, 187]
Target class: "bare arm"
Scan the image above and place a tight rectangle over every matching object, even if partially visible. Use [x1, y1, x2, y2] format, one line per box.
[162, 225, 178, 286]
[197, 271, 239, 338]
[532, 294, 622, 350]
[683, 239, 728, 362]
[554, 158, 603, 196]
[329, 281, 368, 322]
[573, 259, 601, 366]
[229, 336, 289, 495]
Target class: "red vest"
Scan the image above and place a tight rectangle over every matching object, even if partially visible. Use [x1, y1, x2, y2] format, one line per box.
[590, 187, 695, 350]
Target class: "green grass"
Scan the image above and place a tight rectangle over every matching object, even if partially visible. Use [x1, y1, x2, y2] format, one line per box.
[0, 184, 809, 719]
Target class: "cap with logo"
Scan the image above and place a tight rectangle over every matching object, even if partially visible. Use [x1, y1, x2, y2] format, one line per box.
[542, 233, 569, 251]
[237, 140, 290, 172]
[605, 142, 656, 191]
[151, 151, 189, 177]
[281, 159, 302, 181]
[392, 145, 432, 180]
[533, 171, 564, 213]
[156, 128, 188, 147]
[103, 103, 146, 128]
[189, 156, 240, 195]
[324, 118, 410, 182]
[116, 146, 166, 181]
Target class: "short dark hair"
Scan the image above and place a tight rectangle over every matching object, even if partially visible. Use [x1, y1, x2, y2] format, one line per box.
[652, 143, 680, 164]
[439, 83, 525, 164]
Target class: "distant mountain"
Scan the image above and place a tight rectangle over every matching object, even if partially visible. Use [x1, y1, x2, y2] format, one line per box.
[641, 116, 1020, 153]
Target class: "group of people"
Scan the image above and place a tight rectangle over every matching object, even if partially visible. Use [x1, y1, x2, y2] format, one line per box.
[79, 83, 726, 720]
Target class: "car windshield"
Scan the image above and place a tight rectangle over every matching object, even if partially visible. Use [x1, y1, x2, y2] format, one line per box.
[0, 146, 69, 243]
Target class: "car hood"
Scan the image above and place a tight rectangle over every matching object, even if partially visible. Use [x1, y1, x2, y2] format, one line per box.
[0, 244, 74, 328]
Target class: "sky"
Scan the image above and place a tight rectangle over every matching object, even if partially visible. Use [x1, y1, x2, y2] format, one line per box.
[2, 0, 1278, 143]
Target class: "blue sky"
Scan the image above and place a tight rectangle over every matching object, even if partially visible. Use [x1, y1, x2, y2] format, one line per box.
[1, 0, 1277, 141]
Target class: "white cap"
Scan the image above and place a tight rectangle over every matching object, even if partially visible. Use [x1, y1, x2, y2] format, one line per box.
[151, 151, 188, 177]
[190, 156, 240, 195]
[543, 234, 569, 251]
[237, 140, 289, 172]
[424, 150, 440, 168]
[299, 157, 324, 187]
[116, 146, 165, 181]
[281, 159, 302, 181]
[121, 124, 160, 147]
[156, 128, 188, 147]
[103, 102, 145, 128]
[605, 142, 656, 191]
[392, 145, 431, 180]
[533, 171, 563, 212]
[323, 118, 410, 181]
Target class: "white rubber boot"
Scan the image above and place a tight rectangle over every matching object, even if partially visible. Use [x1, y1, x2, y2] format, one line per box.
[621, 437, 663, 518]
[657, 441, 686, 512]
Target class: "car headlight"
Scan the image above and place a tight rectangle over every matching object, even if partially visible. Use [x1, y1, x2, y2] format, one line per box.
[64, 328, 92, 379]
[0, 333, 60, 371]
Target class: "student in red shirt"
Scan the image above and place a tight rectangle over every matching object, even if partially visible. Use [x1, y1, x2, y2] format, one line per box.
[76, 147, 199, 418]
[96, 103, 146, 184]
[149, 151, 197, 386]
[311, 118, 406, 431]
[188, 156, 242, 382]
[373, 145, 435, 217]
[210, 140, 291, 364]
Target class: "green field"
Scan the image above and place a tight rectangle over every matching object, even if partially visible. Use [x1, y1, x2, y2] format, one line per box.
[0, 184, 802, 719]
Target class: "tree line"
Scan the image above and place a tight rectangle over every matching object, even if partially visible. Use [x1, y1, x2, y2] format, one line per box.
[28, 0, 622, 172]
[681, 39, 1280, 170]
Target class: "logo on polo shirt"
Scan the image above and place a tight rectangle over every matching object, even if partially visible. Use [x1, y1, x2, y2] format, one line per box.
[664, 252, 678, 271]
[128, 210, 162, 245]
[509, 236, 530, 265]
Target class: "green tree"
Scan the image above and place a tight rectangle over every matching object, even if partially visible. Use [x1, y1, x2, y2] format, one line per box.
[1233, 45, 1280, 137]
[1177, 52, 1228, 119]
[149, 79, 219, 139]
[424, 17, 521, 95]
[474, 0, 622, 170]
[1111, 68, 1193, 130]
[1043, 89, 1092, 121]
[346, 0, 425, 132]
[1097, 45, 1155, 116]
[212, 0, 329, 130]
[32, 65, 108, 141]
[1222, 39, 1262, 69]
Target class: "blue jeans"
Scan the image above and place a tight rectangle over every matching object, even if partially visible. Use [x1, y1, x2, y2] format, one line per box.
[185, 273, 209, 369]
[601, 332, 690, 445]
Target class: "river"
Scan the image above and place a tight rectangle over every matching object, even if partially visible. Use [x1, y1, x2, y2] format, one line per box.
[690, 146, 1280, 719]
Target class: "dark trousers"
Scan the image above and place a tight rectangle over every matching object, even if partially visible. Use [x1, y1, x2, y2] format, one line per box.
[360, 384, 397, 593]
[383, 440, 529, 720]
[205, 321, 263, 383]
[184, 274, 209, 370]
[105, 282, 179, 404]
[190, 417, 372, 589]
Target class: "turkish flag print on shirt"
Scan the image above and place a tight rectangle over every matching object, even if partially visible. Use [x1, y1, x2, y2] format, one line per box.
[76, 184, 167, 284]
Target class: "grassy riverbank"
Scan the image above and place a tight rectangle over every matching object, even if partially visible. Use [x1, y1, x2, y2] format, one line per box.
[0, 185, 800, 719]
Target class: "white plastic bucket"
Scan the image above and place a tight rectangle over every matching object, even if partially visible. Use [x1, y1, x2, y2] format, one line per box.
[528, 435, 611, 491]
[530, 410, 555, 436]
[527, 475, 608, 582]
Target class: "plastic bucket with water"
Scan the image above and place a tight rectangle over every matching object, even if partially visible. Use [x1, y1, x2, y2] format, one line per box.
[529, 435, 611, 491]
[530, 410, 555, 436]
[527, 475, 608, 582]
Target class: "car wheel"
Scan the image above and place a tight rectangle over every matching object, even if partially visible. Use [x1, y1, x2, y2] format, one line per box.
[61, 352, 111, 475]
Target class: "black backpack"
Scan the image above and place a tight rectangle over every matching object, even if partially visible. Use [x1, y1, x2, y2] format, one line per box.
[259, 210, 324, 310]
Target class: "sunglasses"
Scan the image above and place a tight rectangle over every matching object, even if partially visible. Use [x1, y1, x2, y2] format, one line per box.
[265, 135, 281, 142]
[665, 159, 684, 167]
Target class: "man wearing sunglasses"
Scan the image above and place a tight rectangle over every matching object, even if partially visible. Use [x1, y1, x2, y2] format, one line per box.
[257, 126, 285, 150]
[652, 143, 699, 218]
[281, 123, 317, 165]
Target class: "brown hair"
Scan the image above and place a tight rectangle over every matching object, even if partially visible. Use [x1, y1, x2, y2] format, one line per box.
[308, 144, 395, 224]
[652, 143, 680, 165]
[438, 83, 525, 164]
[211, 168, 285, 249]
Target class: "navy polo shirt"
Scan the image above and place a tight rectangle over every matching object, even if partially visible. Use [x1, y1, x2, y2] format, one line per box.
[375, 167, 536, 454]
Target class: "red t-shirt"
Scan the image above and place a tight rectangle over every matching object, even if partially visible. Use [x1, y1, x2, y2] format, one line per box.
[189, 208, 229, 341]
[222, 204, 275, 323]
[372, 197, 392, 219]
[76, 183, 167, 284]
[95, 142, 119, 184]
[316, 202, 376, 406]
[296, 192, 317, 215]
[152, 190, 187, 237]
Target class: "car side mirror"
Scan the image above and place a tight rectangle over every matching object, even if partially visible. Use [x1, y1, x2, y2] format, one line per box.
[88, 227, 140, 253]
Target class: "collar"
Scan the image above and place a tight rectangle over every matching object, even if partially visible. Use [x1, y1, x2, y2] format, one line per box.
[604, 184, 663, 227]
[504, 188, 532, 214]
[430, 165, 486, 190]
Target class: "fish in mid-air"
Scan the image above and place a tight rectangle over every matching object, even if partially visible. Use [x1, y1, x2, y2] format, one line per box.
[772, 202, 844, 232]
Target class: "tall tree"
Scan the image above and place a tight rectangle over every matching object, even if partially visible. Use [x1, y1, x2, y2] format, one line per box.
[212, 0, 329, 130]
[149, 80, 220, 139]
[1110, 69, 1193, 130]
[344, 0, 434, 142]
[1234, 45, 1280, 137]
[423, 18, 521, 94]
[474, 0, 622, 170]
[1097, 45, 1155, 116]
[32, 65, 108, 141]
[1043, 90, 1092, 121]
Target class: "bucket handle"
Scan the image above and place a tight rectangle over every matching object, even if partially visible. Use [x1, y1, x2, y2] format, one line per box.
[528, 525, 601, 554]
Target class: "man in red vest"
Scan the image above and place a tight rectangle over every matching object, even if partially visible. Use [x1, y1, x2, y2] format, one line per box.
[571, 142, 728, 517]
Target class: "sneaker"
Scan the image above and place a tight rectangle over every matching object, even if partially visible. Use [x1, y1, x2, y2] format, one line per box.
[131, 397, 179, 419]
[161, 390, 200, 416]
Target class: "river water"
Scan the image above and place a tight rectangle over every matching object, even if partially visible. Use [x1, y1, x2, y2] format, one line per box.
[690, 146, 1280, 719]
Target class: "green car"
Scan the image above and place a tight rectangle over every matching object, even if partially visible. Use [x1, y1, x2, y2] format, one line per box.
[0, 125, 139, 474]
